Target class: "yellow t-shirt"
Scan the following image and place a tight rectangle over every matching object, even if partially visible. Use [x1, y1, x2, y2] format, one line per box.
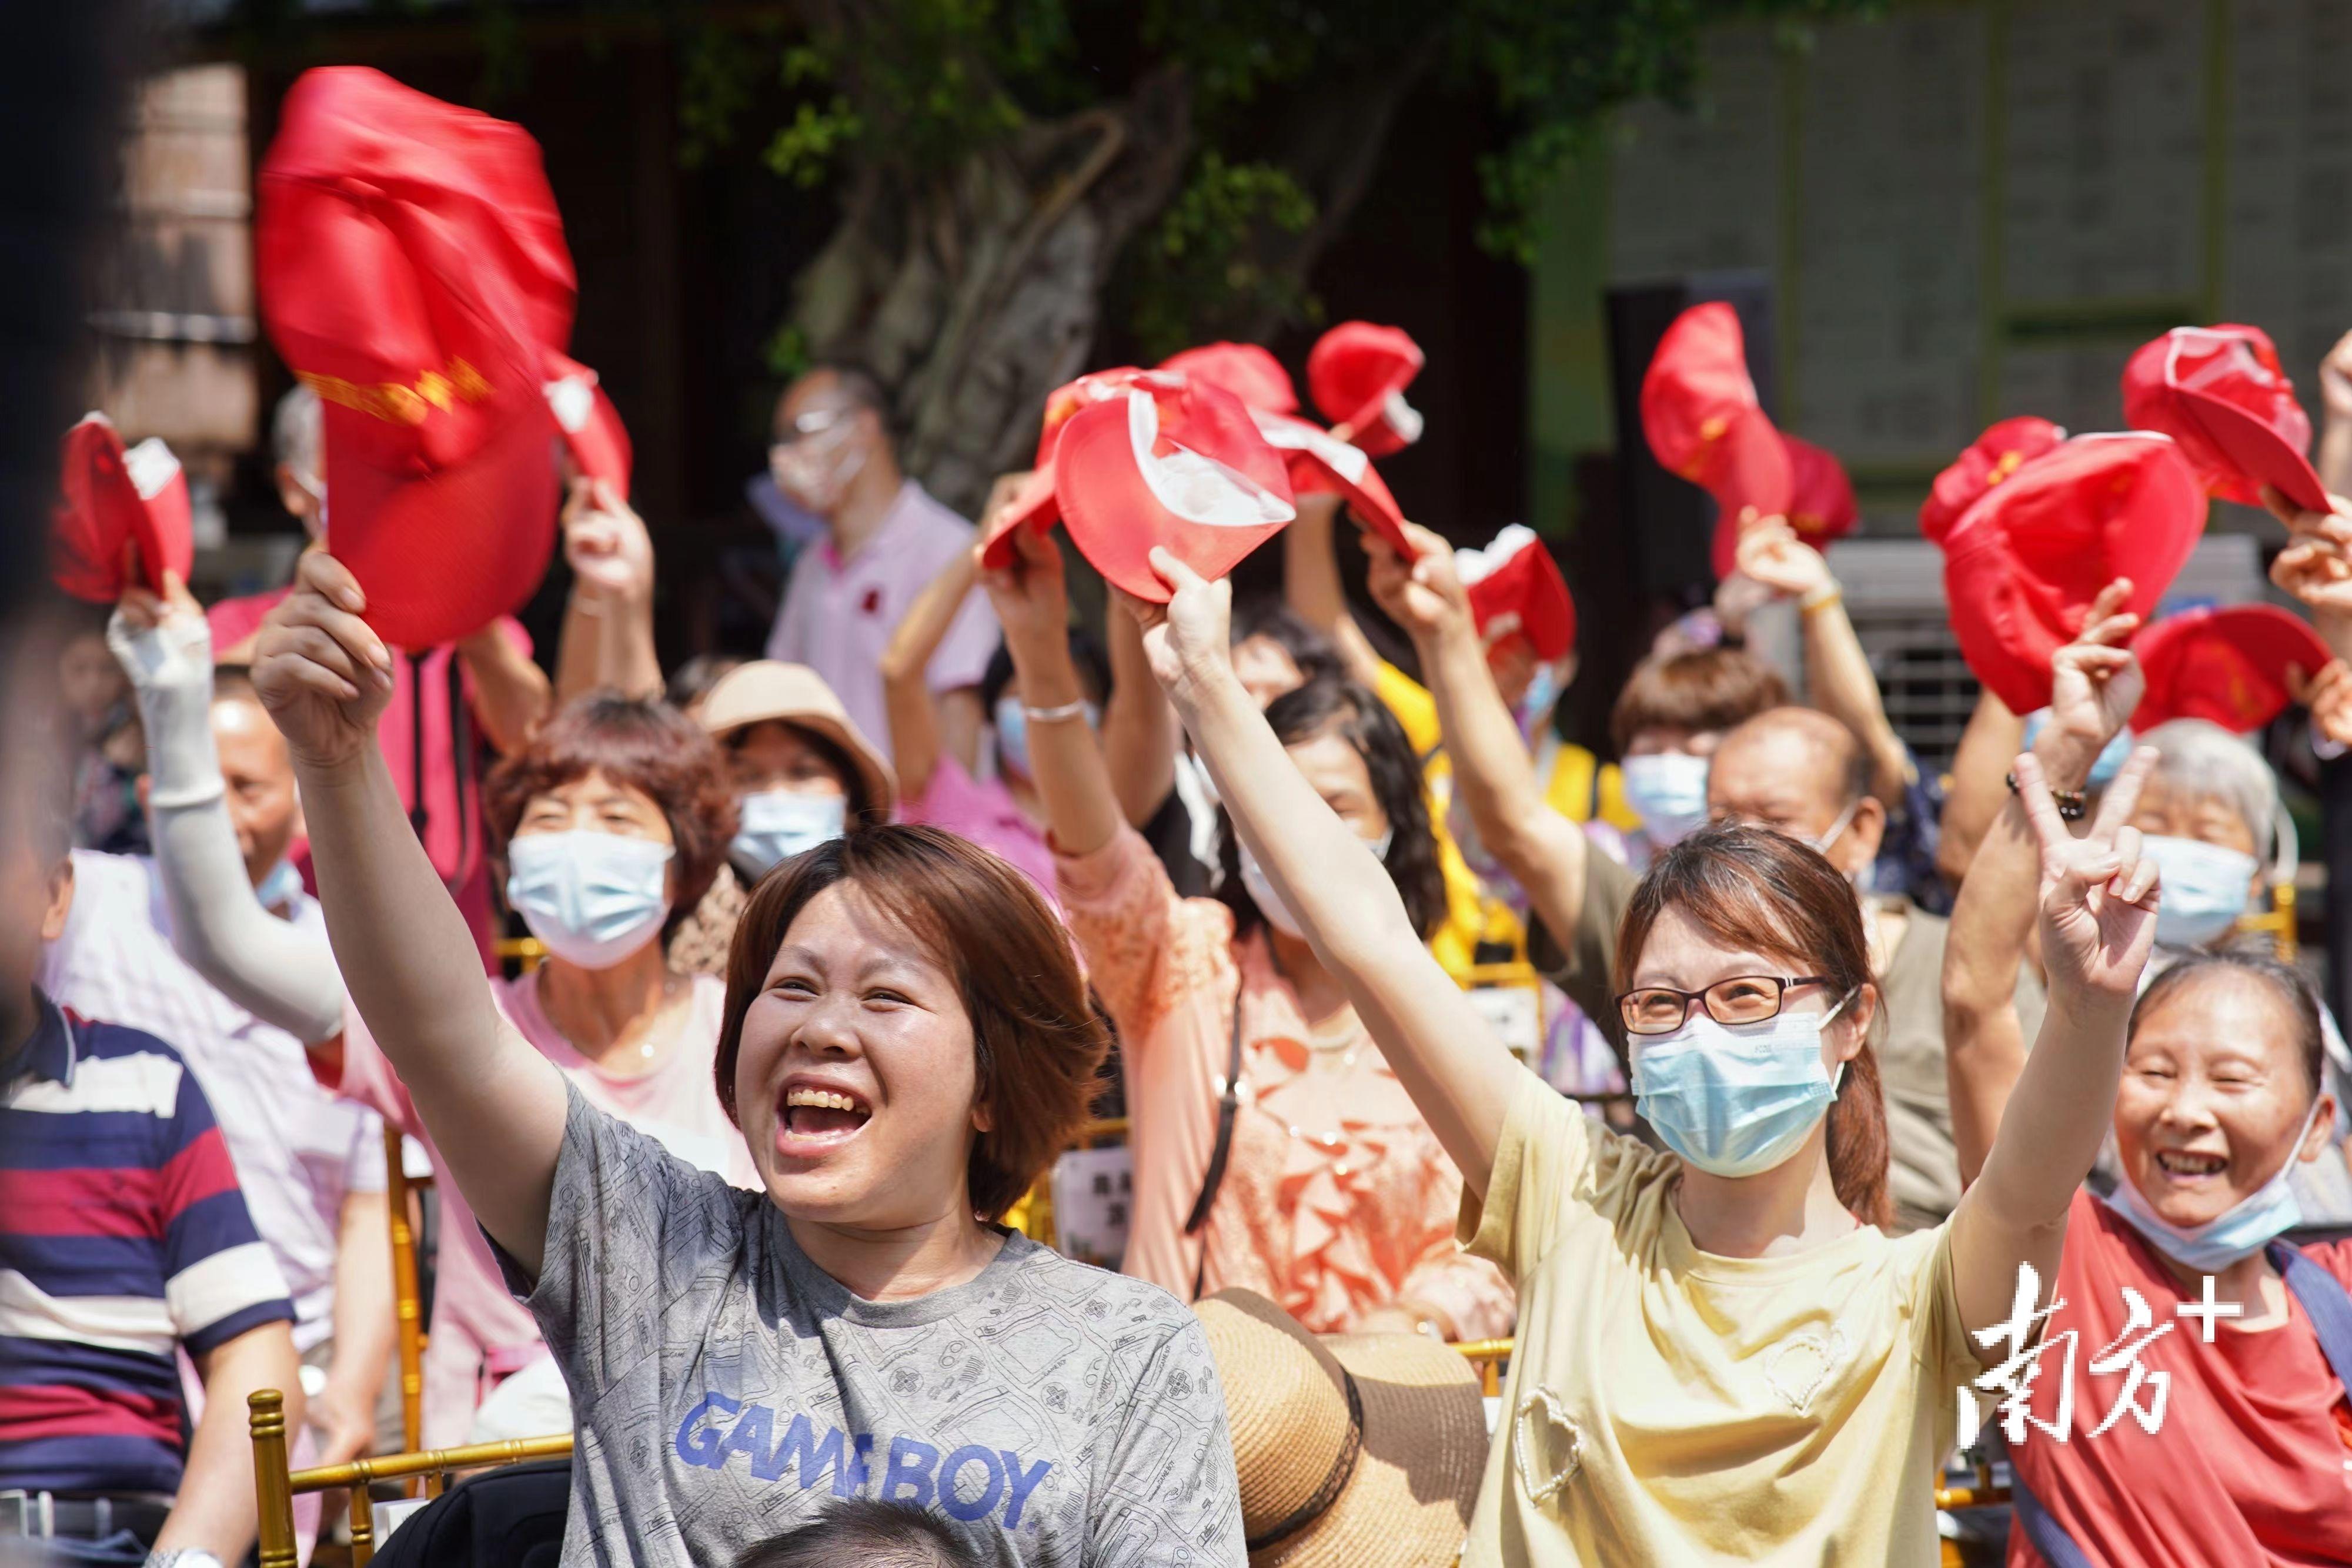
[1457, 1074, 1982, 1566]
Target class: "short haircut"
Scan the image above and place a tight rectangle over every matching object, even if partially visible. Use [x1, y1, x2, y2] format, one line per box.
[2133, 949, 2324, 1101]
[1227, 597, 1346, 687]
[1727, 706, 1871, 809]
[2139, 718, 2278, 865]
[667, 654, 746, 714]
[798, 362, 894, 443]
[979, 627, 1110, 716]
[273, 383, 322, 476]
[483, 692, 739, 938]
[1217, 673, 1447, 942]
[732, 1499, 980, 1568]
[714, 825, 1109, 1222]
[1610, 647, 1790, 756]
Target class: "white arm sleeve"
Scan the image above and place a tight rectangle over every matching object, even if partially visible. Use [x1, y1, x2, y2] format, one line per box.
[111, 609, 349, 1044]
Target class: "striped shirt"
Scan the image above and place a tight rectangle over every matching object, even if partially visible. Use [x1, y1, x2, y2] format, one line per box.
[0, 990, 295, 1496]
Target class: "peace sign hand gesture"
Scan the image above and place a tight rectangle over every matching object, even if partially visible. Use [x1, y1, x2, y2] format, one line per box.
[2018, 747, 2161, 1002]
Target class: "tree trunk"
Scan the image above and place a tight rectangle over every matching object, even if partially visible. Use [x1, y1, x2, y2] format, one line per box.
[787, 65, 1192, 516]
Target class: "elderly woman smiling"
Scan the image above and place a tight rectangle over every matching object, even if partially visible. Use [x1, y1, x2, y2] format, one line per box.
[250, 551, 1243, 1567]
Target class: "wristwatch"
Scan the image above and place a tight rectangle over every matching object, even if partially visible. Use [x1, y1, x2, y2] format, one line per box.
[145, 1552, 225, 1568]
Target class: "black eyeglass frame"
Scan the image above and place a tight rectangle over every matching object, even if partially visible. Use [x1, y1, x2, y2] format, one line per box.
[1615, 975, 1834, 1037]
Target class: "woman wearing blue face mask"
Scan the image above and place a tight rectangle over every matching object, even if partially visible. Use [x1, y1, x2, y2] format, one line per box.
[667, 661, 898, 977]
[1152, 526, 2173, 1562]
[984, 524, 1515, 1342]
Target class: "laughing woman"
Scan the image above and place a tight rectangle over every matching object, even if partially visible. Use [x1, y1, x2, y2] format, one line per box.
[1132, 540, 2166, 1564]
[250, 553, 1243, 1567]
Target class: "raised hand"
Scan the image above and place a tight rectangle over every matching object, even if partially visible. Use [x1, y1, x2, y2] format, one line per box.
[2260, 485, 2352, 550]
[975, 508, 1066, 656]
[1733, 513, 1833, 601]
[2019, 748, 2161, 1001]
[1127, 547, 1234, 708]
[2321, 327, 2352, 425]
[561, 477, 654, 603]
[250, 552, 395, 771]
[2270, 536, 2352, 624]
[1364, 520, 1469, 644]
[2037, 578, 2143, 787]
[2291, 658, 2352, 748]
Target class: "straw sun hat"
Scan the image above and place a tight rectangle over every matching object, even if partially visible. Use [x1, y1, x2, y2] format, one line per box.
[696, 659, 898, 819]
[1192, 1289, 1487, 1567]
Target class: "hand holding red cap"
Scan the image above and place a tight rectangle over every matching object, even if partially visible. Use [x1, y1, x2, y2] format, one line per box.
[2122, 325, 2325, 512]
[52, 414, 193, 602]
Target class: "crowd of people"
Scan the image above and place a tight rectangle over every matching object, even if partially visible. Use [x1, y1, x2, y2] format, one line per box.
[9, 64, 2352, 1568]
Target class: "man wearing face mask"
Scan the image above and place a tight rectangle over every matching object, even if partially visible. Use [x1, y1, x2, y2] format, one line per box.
[762, 364, 999, 772]
[1706, 706, 2044, 1233]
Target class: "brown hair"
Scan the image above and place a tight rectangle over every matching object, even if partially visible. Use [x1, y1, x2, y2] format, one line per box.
[713, 825, 1108, 1222]
[484, 691, 739, 937]
[1611, 647, 1790, 756]
[1613, 822, 1892, 1228]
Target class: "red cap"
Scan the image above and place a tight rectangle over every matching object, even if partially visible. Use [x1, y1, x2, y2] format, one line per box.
[975, 367, 1156, 569]
[1307, 322, 1425, 457]
[1457, 524, 1574, 662]
[543, 350, 632, 497]
[1156, 343, 1298, 417]
[1248, 409, 1410, 554]
[257, 67, 574, 650]
[1053, 378, 1296, 602]
[51, 413, 193, 601]
[2121, 325, 2323, 511]
[1940, 433, 2208, 713]
[1643, 305, 1794, 551]
[2133, 603, 2333, 733]
[1920, 416, 2066, 545]
[1709, 431, 1852, 580]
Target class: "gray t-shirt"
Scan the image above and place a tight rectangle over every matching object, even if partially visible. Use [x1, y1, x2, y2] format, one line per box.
[499, 1085, 1246, 1567]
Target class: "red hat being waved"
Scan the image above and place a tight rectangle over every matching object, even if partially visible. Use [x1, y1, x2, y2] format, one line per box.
[1308, 322, 1425, 457]
[1456, 524, 1575, 663]
[258, 66, 576, 650]
[2121, 325, 2324, 513]
[1052, 378, 1297, 602]
[976, 366, 1154, 569]
[51, 414, 193, 601]
[1920, 417, 2067, 546]
[1939, 433, 2207, 714]
[1249, 410, 1411, 554]
[1643, 304, 1794, 551]
[2132, 603, 2333, 734]
[1157, 342, 1298, 417]
[543, 350, 632, 497]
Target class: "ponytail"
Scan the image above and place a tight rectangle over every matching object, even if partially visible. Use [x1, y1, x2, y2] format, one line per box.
[1827, 1032, 1892, 1229]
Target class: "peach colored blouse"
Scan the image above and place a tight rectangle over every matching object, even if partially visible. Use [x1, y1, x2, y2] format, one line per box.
[1057, 826, 1514, 1339]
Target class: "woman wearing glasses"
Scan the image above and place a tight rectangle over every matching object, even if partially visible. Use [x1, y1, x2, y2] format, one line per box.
[1137, 537, 2166, 1564]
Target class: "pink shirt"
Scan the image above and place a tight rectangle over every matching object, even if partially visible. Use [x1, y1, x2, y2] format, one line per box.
[898, 755, 1057, 901]
[327, 971, 751, 1446]
[209, 591, 529, 966]
[1057, 827, 1515, 1340]
[763, 480, 1000, 760]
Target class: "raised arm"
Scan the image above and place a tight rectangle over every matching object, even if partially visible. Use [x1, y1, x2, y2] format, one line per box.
[1102, 581, 1181, 829]
[1943, 580, 2142, 1186]
[252, 551, 569, 1278]
[1949, 746, 2160, 1343]
[1936, 687, 2024, 888]
[981, 526, 1124, 859]
[1735, 519, 1910, 804]
[109, 577, 347, 1047]
[1365, 521, 1592, 951]
[2318, 331, 2352, 500]
[1283, 491, 1385, 687]
[1140, 546, 1521, 1195]
[454, 617, 550, 757]
[552, 477, 663, 704]
[880, 544, 983, 803]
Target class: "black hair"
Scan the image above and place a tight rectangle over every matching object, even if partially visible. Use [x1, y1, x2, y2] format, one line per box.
[2133, 950, 2327, 1102]
[667, 653, 746, 714]
[795, 362, 896, 444]
[731, 1498, 979, 1568]
[1227, 596, 1345, 687]
[1216, 673, 1446, 942]
[980, 627, 1110, 716]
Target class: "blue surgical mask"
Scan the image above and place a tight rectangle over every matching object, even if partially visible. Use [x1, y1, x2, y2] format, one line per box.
[731, 789, 846, 880]
[2104, 1099, 2322, 1272]
[505, 830, 674, 970]
[1622, 752, 1712, 847]
[1240, 830, 1393, 941]
[2142, 835, 2259, 948]
[1514, 662, 1563, 747]
[1632, 992, 1852, 1178]
[254, 858, 305, 912]
[2020, 708, 2133, 789]
[995, 692, 1099, 782]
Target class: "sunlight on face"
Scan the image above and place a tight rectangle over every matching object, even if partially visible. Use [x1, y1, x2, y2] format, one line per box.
[733, 882, 984, 1229]
[212, 695, 300, 888]
[2129, 776, 2260, 860]
[1625, 724, 1722, 760]
[1231, 635, 1305, 711]
[1284, 727, 1388, 841]
[1628, 906, 1860, 1080]
[2114, 971, 2327, 1231]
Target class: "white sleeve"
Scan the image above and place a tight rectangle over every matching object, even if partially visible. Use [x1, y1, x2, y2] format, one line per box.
[110, 609, 349, 1044]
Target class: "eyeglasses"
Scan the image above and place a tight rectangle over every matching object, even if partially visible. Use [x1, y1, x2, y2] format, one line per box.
[1616, 975, 1831, 1037]
[770, 407, 851, 452]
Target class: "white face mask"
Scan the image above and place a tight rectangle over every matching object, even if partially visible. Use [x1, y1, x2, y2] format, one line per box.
[505, 830, 674, 970]
[1238, 830, 1394, 940]
[2107, 1097, 2323, 1272]
[1622, 752, 1712, 847]
[769, 413, 870, 517]
[2141, 835, 2259, 948]
[731, 790, 847, 881]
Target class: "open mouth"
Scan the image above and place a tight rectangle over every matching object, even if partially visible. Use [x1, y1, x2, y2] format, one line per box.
[776, 1083, 873, 1154]
[2153, 1149, 2229, 1180]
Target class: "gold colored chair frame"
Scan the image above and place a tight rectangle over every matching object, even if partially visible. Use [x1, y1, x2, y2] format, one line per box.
[250, 1389, 571, 1567]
